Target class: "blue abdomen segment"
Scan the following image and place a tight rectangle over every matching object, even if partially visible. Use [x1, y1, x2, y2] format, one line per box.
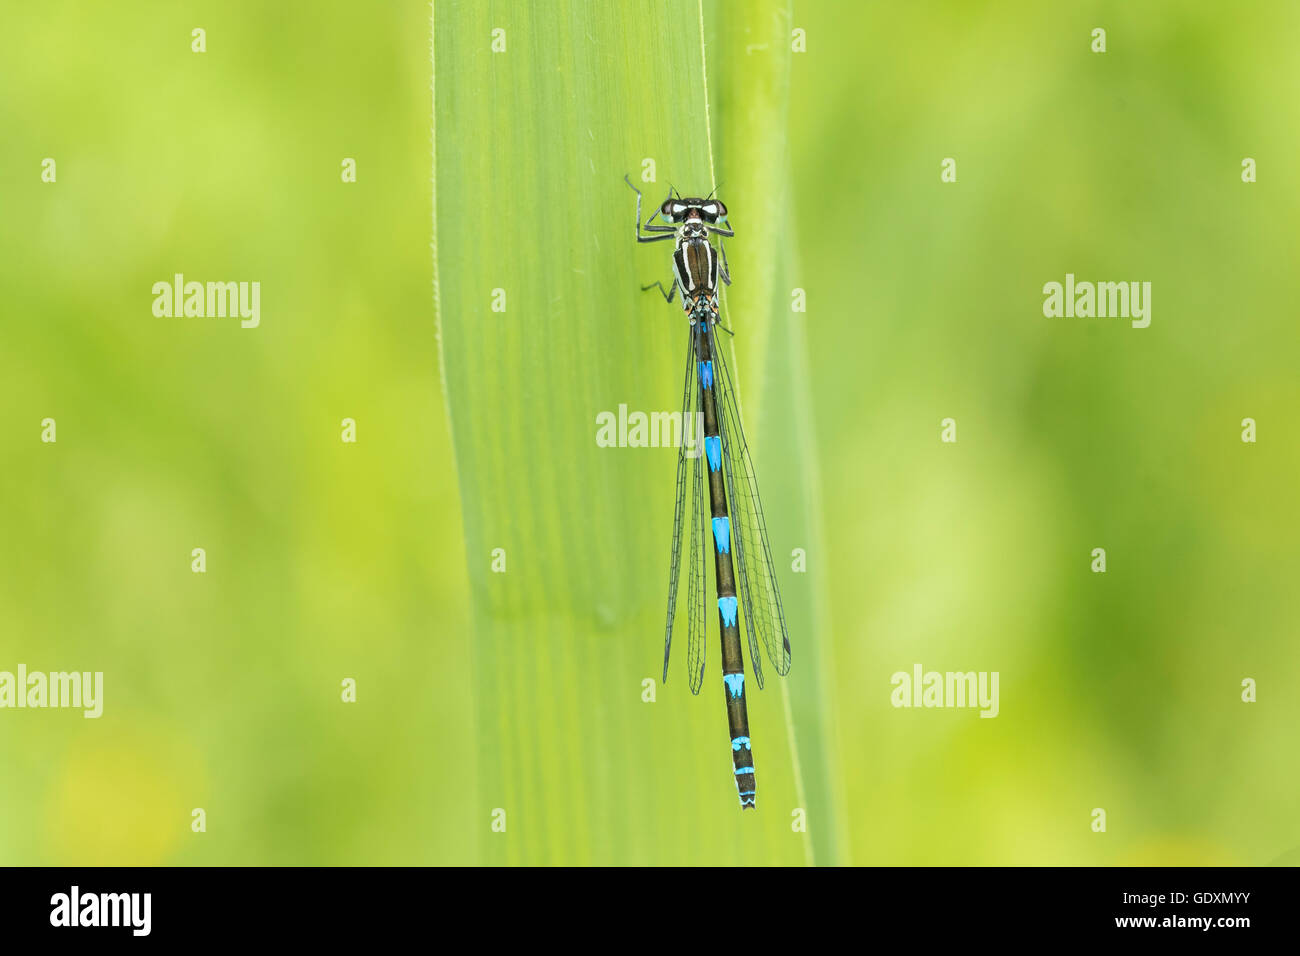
[731, 736, 751, 751]
[734, 758, 756, 808]
[723, 672, 744, 699]
[698, 360, 713, 390]
[718, 595, 738, 628]
[711, 516, 730, 554]
[704, 436, 721, 473]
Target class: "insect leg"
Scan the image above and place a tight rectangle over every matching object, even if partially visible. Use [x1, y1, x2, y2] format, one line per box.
[624, 174, 676, 242]
[717, 240, 732, 286]
[641, 278, 677, 304]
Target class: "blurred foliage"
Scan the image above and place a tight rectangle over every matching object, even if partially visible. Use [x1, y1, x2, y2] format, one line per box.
[787, 0, 1300, 865]
[0, 0, 471, 865]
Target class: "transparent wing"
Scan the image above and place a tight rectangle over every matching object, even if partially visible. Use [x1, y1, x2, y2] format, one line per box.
[686, 407, 707, 695]
[663, 328, 708, 694]
[710, 326, 791, 684]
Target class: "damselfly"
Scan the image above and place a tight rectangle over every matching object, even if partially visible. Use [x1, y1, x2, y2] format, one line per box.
[625, 175, 791, 809]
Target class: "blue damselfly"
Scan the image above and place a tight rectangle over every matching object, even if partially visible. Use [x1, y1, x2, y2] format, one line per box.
[625, 175, 791, 809]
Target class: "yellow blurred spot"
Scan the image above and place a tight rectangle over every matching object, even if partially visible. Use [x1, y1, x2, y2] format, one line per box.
[1119, 838, 1239, 867]
[46, 722, 202, 865]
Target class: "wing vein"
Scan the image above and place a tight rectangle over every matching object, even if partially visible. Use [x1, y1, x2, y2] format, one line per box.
[711, 326, 791, 680]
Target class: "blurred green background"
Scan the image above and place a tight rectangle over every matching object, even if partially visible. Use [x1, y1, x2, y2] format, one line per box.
[2, 0, 1296, 865]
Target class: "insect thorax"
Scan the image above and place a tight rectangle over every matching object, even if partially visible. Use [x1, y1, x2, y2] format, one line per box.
[672, 231, 720, 313]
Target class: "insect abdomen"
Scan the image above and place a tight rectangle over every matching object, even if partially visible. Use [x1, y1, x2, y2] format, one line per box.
[696, 327, 756, 809]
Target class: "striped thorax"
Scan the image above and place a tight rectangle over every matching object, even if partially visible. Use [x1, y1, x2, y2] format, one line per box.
[660, 199, 726, 324]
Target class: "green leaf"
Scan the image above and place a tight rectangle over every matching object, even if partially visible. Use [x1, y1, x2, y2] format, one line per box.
[434, 0, 837, 863]
[707, 0, 848, 867]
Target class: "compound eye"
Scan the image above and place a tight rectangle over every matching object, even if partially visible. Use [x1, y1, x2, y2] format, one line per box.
[662, 201, 690, 221]
[702, 201, 726, 222]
